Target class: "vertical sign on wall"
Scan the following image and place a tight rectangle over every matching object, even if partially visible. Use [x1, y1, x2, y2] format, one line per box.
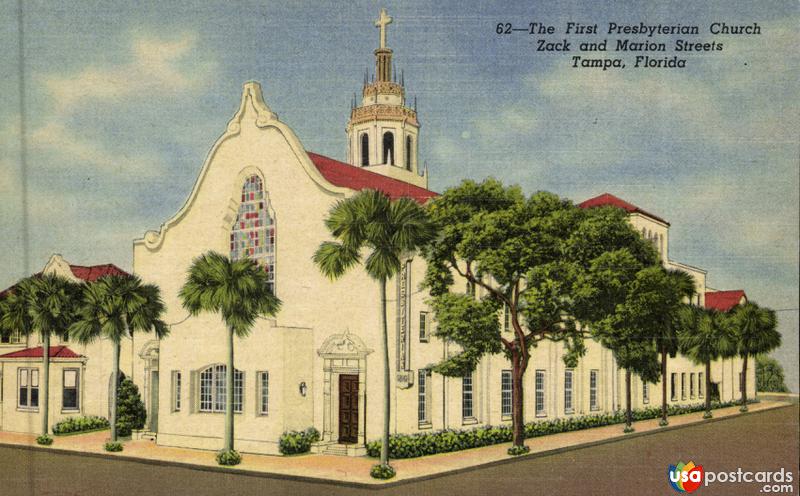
[396, 259, 413, 388]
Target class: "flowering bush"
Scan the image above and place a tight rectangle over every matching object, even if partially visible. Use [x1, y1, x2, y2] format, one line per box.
[36, 434, 53, 446]
[367, 400, 747, 459]
[278, 427, 321, 455]
[52, 416, 110, 435]
[370, 463, 396, 480]
[216, 449, 242, 466]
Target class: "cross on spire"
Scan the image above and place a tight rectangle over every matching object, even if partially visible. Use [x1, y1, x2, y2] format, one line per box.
[375, 8, 392, 49]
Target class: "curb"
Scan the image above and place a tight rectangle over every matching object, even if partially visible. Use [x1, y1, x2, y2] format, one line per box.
[0, 403, 794, 490]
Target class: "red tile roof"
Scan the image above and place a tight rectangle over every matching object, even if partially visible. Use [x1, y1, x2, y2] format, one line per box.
[578, 193, 669, 226]
[307, 152, 438, 204]
[705, 290, 747, 312]
[68, 263, 129, 282]
[0, 346, 83, 360]
[0, 262, 129, 298]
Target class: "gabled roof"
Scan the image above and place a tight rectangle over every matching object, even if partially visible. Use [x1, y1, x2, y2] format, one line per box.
[0, 262, 129, 297]
[0, 346, 83, 360]
[67, 263, 129, 282]
[578, 193, 669, 226]
[705, 290, 747, 312]
[307, 152, 438, 204]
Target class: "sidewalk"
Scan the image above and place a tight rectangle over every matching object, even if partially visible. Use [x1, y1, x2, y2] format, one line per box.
[0, 399, 791, 486]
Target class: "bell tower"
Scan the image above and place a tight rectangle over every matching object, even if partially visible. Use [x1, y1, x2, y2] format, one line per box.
[347, 9, 427, 189]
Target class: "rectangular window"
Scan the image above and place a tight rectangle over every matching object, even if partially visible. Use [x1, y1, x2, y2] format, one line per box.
[234, 370, 244, 413]
[462, 374, 474, 419]
[698, 372, 704, 398]
[1, 330, 22, 344]
[643, 381, 650, 404]
[681, 373, 686, 400]
[535, 370, 546, 416]
[418, 369, 431, 424]
[739, 372, 743, 392]
[564, 369, 574, 413]
[172, 371, 181, 412]
[590, 370, 599, 411]
[258, 371, 269, 415]
[466, 281, 476, 297]
[419, 311, 429, 342]
[503, 305, 511, 332]
[18, 368, 39, 409]
[501, 370, 512, 418]
[690, 373, 695, 398]
[671, 373, 677, 401]
[62, 369, 79, 411]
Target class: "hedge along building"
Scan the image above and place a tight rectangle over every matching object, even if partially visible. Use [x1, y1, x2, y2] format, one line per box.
[0, 254, 132, 434]
[127, 10, 755, 456]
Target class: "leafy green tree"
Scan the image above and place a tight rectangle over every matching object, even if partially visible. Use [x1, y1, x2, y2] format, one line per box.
[729, 302, 780, 410]
[179, 252, 281, 459]
[678, 306, 736, 418]
[568, 207, 661, 433]
[579, 263, 664, 432]
[422, 180, 585, 451]
[755, 355, 789, 393]
[71, 275, 168, 444]
[649, 269, 696, 426]
[0, 275, 80, 437]
[314, 189, 433, 473]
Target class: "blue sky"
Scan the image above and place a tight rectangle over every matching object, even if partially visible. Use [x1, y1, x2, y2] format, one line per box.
[1, 1, 797, 390]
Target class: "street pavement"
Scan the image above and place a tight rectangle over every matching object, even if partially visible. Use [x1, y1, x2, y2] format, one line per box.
[0, 403, 797, 496]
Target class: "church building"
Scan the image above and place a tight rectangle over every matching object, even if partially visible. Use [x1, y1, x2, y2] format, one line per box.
[0, 10, 755, 455]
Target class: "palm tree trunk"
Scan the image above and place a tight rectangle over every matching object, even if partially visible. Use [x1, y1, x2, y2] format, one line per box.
[41, 333, 50, 436]
[625, 368, 633, 431]
[225, 326, 235, 452]
[110, 340, 120, 442]
[511, 348, 527, 447]
[660, 347, 668, 425]
[379, 278, 390, 467]
[704, 361, 712, 417]
[740, 354, 748, 411]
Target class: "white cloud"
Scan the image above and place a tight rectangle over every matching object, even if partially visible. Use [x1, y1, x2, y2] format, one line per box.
[43, 33, 214, 111]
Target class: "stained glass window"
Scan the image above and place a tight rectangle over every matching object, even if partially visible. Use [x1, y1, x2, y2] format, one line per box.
[230, 175, 275, 293]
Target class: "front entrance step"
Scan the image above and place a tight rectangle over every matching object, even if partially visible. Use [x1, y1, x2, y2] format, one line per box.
[133, 430, 157, 442]
[312, 441, 368, 457]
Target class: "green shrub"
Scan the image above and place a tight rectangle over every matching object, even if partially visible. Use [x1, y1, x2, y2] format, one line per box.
[104, 441, 123, 452]
[507, 444, 529, 456]
[216, 449, 242, 466]
[116, 375, 146, 437]
[367, 400, 748, 459]
[53, 416, 110, 435]
[36, 434, 53, 446]
[278, 427, 321, 455]
[370, 463, 396, 480]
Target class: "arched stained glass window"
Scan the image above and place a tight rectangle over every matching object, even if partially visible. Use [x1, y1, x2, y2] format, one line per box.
[230, 175, 275, 292]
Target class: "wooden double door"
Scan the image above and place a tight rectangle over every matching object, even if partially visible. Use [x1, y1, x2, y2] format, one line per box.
[338, 374, 359, 444]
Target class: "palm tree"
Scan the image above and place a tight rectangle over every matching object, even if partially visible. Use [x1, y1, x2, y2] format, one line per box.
[0, 275, 79, 438]
[179, 252, 281, 458]
[678, 306, 736, 418]
[70, 274, 168, 444]
[654, 269, 696, 426]
[729, 302, 780, 411]
[313, 189, 433, 473]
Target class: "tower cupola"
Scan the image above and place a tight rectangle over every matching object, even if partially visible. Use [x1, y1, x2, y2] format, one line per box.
[346, 9, 426, 188]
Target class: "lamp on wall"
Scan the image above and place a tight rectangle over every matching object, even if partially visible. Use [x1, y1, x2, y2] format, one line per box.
[299, 381, 307, 397]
